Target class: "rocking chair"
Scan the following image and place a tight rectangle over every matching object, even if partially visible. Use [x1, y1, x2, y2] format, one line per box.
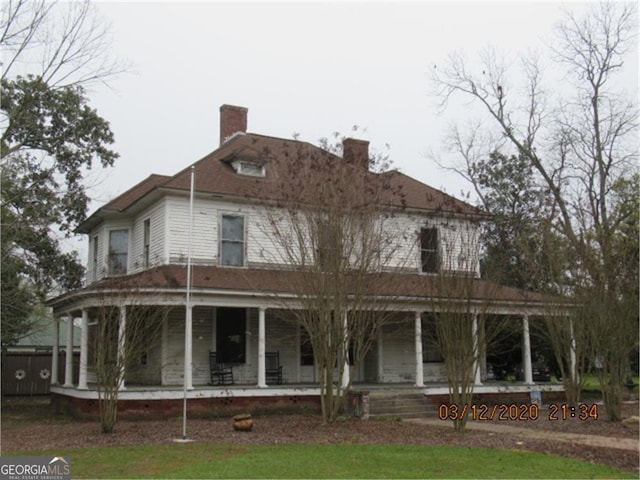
[209, 351, 234, 386]
[265, 351, 283, 385]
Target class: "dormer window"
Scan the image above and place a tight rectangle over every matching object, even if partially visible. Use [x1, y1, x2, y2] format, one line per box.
[232, 160, 265, 177]
[223, 146, 272, 178]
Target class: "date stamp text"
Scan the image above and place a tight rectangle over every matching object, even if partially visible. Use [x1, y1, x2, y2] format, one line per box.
[438, 402, 598, 421]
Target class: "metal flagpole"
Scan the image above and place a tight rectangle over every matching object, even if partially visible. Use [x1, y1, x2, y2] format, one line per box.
[182, 165, 195, 440]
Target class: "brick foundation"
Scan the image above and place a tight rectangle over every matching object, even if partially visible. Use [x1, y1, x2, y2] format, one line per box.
[51, 393, 321, 420]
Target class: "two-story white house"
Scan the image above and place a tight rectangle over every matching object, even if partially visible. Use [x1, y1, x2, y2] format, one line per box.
[47, 105, 565, 417]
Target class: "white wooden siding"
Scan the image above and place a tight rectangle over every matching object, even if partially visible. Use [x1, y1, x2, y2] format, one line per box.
[129, 199, 167, 274]
[264, 311, 298, 383]
[380, 213, 481, 275]
[126, 336, 162, 385]
[436, 218, 481, 274]
[86, 226, 105, 283]
[376, 317, 446, 383]
[86, 194, 481, 282]
[167, 196, 219, 264]
[146, 306, 448, 386]
[86, 220, 133, 283]
[192, 306, 215, 385]
[380, 320, 416, 383]
[423, 362, 448, 382]
[162, 308, 186, 385]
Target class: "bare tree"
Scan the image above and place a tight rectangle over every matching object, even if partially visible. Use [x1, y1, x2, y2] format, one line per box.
[424, 226, 504, 432]
[432, 2, 638, 420]
[90, 284, 167, 433]
[254, 136, 409, 423]
[1, 0, 126, 88]
[541, 312, 589, 406]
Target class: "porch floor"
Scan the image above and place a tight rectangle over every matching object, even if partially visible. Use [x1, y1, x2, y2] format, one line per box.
[51, 380, 564, 401]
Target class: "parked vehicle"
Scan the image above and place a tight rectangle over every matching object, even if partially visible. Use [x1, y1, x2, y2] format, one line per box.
[532, 363, 552, 382]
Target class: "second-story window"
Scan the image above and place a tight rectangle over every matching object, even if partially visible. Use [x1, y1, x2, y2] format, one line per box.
[143, 219, 151, 268]
[315, 220, 341, 271]
[92, 235, 99, 281]
[220, 215, 244, 266]
[108, 229, 129, 275]
[420, 227, 439, 273]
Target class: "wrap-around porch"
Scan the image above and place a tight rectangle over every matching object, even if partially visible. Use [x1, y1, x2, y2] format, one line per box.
[49, 303, 568, 394]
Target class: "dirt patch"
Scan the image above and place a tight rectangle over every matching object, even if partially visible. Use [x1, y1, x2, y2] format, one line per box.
[1, 398, 638, 476]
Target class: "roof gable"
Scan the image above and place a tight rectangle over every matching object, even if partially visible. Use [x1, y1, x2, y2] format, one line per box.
[77, 174, 170, 233]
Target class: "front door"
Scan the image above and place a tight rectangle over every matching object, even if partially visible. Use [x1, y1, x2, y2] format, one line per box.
[216, 307, 246, 364]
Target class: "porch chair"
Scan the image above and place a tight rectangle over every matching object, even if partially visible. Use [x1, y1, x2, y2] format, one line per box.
[209, 351, 234, 386]
[265, 351, 283, 385]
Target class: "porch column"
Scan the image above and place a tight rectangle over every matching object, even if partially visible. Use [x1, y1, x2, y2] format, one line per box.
[472, 314, 483, 385]
[64, 316, 74, 387]
[257, 307, 267, 388]
[184, 305, 193, 390]
[341, 311, 350, 390]
[376, 330, 384, 382]
[78, 309, 89, 390]
[118, 306, 127, 391]
[51, 317, 60, 385]
[522, 315, 533, 384]
[414, 311, 424, 387]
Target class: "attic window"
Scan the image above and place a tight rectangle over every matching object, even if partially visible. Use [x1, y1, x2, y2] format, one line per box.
[229, 159, 265, 177]
[224, 146, 271, 177]
[238, 161, 265, 177]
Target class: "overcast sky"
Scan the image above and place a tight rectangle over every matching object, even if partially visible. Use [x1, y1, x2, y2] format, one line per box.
[68, 0, 636, 256]
[86, 1, 593, 198]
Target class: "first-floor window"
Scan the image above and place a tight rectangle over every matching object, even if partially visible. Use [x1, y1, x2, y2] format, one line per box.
[216, 307, 246, 363]
[108, 229, 129, 275]
[220, 215, 245, 266]
[300, 327, 314, 366]
[422, 314, 443, 362]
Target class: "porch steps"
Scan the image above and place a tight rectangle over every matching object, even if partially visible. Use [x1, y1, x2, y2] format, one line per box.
[367, 391, 437, 419]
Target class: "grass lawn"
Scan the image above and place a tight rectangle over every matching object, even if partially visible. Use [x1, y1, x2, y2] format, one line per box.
[9, 443, 634, 479]
[580, 375, 639, 401]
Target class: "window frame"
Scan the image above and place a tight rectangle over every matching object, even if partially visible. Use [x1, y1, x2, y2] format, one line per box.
[420, 227, 439, 274]
[143, 218, 151, 268]
[238, 161, 265, 177]
[219, 214, 246, 267]
[92, 235, 99, 281]
[108, 228, 129, 275]
[300, 326, 314, 366]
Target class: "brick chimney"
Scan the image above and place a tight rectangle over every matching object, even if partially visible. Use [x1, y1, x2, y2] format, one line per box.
[343, 138, 370, 170]
[219, 104, 248, 144]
